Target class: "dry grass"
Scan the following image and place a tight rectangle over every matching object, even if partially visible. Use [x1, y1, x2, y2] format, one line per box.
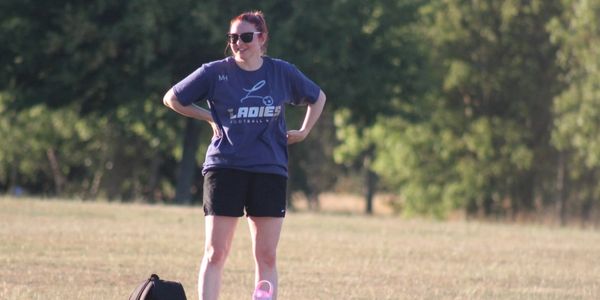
[1, 196, 599, 299]
[290, 192, 396, 215]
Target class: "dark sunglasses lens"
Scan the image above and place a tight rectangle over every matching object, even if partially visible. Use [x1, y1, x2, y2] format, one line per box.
[240, 32, 255, 43]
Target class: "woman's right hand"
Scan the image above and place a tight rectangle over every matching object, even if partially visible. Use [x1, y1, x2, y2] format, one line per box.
[209, 121, 221, 138]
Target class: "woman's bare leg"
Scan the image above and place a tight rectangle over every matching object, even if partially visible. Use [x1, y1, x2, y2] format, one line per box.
[198, 216, 239, 300]
[247, 216, 284, 300]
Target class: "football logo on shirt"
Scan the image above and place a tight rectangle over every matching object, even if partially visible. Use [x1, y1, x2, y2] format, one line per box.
[241, 80, 273, 106]
[228, 80, 282, 124]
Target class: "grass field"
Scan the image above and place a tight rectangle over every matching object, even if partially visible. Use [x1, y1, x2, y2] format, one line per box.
[1, 196, 599, 300]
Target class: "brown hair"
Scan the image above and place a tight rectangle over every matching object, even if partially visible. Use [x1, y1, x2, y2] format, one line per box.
[227, 11, 269, 55]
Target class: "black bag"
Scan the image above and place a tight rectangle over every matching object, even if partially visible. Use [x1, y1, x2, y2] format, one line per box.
[128, 274, 187, 300]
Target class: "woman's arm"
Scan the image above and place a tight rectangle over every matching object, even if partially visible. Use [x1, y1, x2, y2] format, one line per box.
[287, 90, 326, 144]
[163, 88, 220, 137]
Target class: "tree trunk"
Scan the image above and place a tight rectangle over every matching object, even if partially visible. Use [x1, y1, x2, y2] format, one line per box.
[520, 171, 535, 212]
[364, 150, 377, 215]
[365, 169, 377, 215]
[555, 151, 566, 226]
[581, 197, 593, 228]
[482, 195, 494, 217]
[46, 148, 66, 195]
[308, 192, 320, 211]
[175, 118, 201, 205]
[510, 171, 535, 219]
[88, 169, 104, 200]
[145, 154, 163, 203]
[580, 171, 596, 228]
[9, 161, 20, 195]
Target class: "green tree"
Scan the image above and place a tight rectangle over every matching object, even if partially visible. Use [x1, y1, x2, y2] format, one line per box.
[372, 0, 563, 218]
[0, 0, 219, 201]
[549, 0, 600, 225]
[271, 0, 427, 213]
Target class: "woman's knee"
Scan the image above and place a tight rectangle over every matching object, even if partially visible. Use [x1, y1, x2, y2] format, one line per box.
[255, 247, 277, 268]
[204, 245, 230, 266]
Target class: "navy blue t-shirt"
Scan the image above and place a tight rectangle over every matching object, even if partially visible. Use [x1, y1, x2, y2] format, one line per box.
[173, 56, 321, 177]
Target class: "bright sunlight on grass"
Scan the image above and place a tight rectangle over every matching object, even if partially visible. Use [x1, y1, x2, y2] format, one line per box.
[1, 197, 599, 299]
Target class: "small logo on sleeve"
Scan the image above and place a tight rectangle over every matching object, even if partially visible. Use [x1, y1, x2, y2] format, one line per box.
[218, 74, 228, 81]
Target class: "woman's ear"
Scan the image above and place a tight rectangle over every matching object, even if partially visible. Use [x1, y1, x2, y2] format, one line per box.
[260, 33, 268, 46]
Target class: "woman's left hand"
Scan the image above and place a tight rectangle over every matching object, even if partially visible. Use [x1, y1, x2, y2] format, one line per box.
[287, 129, 308, 144]
[287, 90, 326, 145]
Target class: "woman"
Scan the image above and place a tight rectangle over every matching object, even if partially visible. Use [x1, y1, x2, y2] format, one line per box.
[163, 11, 326, 300]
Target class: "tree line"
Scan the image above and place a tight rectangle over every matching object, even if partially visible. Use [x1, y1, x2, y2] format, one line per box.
[1, 0, 599, 223]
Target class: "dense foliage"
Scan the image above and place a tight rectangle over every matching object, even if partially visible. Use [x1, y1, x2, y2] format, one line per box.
[1, 0, 599, 222]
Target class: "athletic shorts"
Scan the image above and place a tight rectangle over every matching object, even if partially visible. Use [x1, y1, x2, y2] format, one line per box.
[202, 168, 287, 217]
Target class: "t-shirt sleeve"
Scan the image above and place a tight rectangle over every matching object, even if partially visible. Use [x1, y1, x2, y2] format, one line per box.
[172, 64, 214, 106]
[287, 64, 321, 106]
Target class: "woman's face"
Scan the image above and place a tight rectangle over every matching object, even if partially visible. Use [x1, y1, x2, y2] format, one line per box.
[228, 20, 264, 62]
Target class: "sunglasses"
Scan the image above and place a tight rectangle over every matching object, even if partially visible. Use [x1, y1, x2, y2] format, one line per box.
[227, 32, 261, 44]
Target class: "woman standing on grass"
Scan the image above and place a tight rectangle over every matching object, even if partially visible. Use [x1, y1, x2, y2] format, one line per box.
[163, 10, 326, 300]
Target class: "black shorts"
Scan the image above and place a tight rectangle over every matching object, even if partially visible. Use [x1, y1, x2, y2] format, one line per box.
[203, 168, 287, 217]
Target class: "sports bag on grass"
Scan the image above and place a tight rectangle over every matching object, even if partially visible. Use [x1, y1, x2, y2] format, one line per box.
[128, 274, 187, 300]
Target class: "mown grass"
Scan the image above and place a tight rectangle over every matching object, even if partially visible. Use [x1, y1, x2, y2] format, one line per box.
[1, 196, 599, 299]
